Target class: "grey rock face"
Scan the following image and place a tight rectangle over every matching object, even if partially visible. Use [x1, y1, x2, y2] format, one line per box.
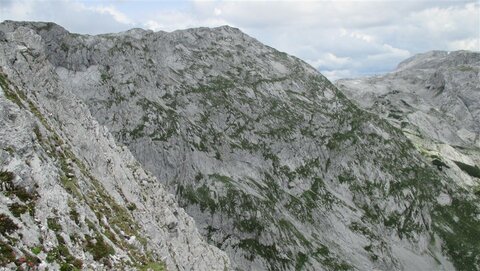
[0, 21, 229, 270]
[336, 50, 480, 188]
[1, 21, 479, 271]
[336, 50, 480, 271]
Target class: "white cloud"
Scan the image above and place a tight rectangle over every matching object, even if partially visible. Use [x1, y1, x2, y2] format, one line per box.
[142, 10, 228, 32]
[0, 0, 134, 34]
[88, 6, 133, 25]
[144, 20, 162, 32]
[348, 31, 375, 43]
[448, 38, 480, 51]
[321, 69, 359, 81]
[307, 53, 351, 70]
[375, 2, 480, 52]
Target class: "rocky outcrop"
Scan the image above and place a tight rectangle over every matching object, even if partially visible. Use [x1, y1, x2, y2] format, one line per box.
[1, 21, 479, 271]
[0, 22, 229, 270]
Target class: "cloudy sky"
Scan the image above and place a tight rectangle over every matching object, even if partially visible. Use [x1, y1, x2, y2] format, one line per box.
[1, 0, 478, 80]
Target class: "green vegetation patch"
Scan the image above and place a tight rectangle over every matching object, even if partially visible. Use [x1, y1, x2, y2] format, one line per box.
[454, 161, 480, 178]
[238, 239, 289, 268]
[47, 217, 62, 232]
[0, 241, 16, 265]
[326, 130, 358, 150]
[86, 235, 115, 261]
[178, 184, 218, 213]
[46, 239, 82, 270]
[135, 98, 178, 142]
[457, 65, 476, 72]
[295, 252, 308, 270]
[235, 217, 264, 234]
[31, 246, 42, 255]
[432, 195, 480, 271]
[0, 72, 24, 107]
[69, 208, 80, 225]
[137, 262, 166, 271]
[126, 202, 137, 211]
[0, 213, 18, 235]
[432, 158, 449, 171]
[0, 170, 15, 185]
[285, 196, 314, 223]
[8, 202, 31, 217]
[277, 219, 312, 248]
[1, 171, 37, 203]
[312, 245, 352, 271]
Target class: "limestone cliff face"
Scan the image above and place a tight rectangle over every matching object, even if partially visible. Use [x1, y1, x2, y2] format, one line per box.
[0, 21, 479, 271]
[0, 22, 229, 270]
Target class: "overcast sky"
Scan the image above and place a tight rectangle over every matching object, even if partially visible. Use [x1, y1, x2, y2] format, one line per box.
[1, 0, 479, 80]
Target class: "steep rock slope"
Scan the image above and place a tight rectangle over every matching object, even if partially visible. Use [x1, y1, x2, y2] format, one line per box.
[336, 51, 480, 189]
[1, 22, 479, 271]
[0, 24, 230, 270]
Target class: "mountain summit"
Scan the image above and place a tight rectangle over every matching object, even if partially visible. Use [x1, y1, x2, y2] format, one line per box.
[0, 21, 479, 270]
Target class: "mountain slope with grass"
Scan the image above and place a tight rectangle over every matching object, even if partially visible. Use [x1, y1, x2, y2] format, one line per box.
[0, 23, 229, 270]
[1, 21, 479, 271]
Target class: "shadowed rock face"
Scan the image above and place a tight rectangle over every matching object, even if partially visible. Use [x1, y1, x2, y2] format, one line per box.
[1, 21, 479, 271]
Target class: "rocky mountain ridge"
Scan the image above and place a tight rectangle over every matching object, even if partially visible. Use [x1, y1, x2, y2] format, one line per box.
[0, 21, 479, 271]
[0, 22, 229, 270]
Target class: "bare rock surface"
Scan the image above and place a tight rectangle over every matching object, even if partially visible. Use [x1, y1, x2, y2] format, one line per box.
[0, 21, 229, 271]
[0, 21, 479, 271]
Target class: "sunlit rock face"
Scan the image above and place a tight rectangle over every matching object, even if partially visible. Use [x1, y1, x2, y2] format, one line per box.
[0, 21, 230, 271]
[1, 21, 479, 271]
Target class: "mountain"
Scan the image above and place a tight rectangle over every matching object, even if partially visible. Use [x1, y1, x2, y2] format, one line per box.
[336, 50, 480, 190]
[1, 21, 479, 271]
[336, 50, 480, 271]
[0, 22, 229, 270]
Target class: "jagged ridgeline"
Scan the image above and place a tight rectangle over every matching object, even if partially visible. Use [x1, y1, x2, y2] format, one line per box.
[0, 21, 479, 271]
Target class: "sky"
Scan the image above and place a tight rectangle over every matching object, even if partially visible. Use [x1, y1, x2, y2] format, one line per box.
[0, 0, 479, 80]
